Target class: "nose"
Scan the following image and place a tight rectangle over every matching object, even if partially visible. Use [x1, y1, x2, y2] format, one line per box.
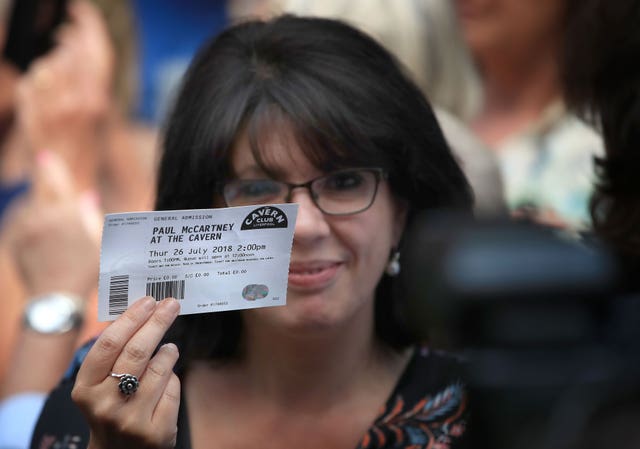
[290, 188, 330, 244]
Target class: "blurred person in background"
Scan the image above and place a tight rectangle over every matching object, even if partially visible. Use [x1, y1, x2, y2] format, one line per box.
[0, 150, 103, 448]
[0, 0, 156, 216]
[231, 0, 506, 217]
[231, 0, 482, 121]
[453, 0, 604, 229]
[0, 1, 234, 446]
[0, 1, 157, 445]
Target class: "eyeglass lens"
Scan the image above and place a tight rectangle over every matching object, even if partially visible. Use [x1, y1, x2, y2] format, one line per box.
[223, 168, 382, 215]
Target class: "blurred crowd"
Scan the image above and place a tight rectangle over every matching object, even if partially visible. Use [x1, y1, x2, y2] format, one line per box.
[0, 0, 637, 447]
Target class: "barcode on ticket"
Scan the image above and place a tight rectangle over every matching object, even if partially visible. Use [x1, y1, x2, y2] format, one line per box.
[146, 280, 185, 301]
[108, 274, 130, 316]
[108, 276, 186, 316]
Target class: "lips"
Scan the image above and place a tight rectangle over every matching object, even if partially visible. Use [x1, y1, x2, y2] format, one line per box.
[288, 261, 342, 289]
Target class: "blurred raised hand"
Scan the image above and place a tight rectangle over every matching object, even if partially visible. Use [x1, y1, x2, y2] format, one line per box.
[0, 149, 105, 396]
[15, 0, 115, 191]
[3, 150, 102, 298]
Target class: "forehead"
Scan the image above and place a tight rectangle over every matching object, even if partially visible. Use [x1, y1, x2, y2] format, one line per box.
[229, 121, 317, 179]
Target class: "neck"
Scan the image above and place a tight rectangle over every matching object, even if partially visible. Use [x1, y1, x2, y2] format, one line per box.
[238, 310, 402, 410]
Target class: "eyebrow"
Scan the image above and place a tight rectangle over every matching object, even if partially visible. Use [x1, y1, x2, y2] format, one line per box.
[235, 161, 293, 181]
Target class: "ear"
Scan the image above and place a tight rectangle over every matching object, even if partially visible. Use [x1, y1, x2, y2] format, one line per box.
[391, 197, 409, 247]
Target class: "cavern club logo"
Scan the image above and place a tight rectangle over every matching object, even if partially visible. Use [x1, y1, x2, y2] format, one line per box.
[240, 206, 289, 230]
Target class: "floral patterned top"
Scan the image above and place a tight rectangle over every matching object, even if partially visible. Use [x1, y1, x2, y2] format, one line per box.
[30, 345, 467, 449]
[356, 346, 467, 449]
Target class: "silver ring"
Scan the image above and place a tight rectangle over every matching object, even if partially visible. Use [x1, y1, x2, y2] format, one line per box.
[110, 372, 139, 395]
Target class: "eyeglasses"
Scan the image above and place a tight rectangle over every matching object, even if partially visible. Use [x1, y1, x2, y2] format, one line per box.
[221, 167, 387, 215]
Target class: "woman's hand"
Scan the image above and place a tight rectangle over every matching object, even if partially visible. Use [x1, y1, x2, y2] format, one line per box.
[71, 297, 182, 449]
[2, 150, 102, 299]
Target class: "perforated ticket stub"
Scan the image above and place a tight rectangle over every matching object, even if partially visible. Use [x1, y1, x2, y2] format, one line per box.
[98, 204, 298, 321]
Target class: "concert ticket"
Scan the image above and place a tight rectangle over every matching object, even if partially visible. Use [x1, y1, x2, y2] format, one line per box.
[98, 204, 298, 321]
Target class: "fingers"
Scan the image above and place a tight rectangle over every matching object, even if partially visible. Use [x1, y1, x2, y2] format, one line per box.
[76, 297, 179, 386]
[142, 343, 181, 418]
[153, 373, 181, 447]
[76, 296, 156, 384]
[111, 298, 181, 381]
[72, 300, 182, 449]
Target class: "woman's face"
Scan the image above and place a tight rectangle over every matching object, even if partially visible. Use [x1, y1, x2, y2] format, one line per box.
[229, 125, 407, 336]
[453, 0, 564, 57]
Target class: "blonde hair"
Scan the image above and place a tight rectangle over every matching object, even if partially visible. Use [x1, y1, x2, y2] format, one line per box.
[256, 0, 482, 120]
[0, 0, 9, 20]
[88, 0, 138, 115]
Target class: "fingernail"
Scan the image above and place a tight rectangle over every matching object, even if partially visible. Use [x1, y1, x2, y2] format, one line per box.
[161, 297, 180, 314]
[140, 296, 156, 311]
[162, 342, 178, 353]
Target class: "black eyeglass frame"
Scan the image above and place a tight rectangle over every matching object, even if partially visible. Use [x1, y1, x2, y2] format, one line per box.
[219, 167, 388, 216]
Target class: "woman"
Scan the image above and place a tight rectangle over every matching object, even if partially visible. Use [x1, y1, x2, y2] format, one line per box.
[452, 0, 603, 229]
[31, 15, 472, 449]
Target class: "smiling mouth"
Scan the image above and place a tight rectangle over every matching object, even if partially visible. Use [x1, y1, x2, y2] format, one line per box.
[288, 262, 342, 289]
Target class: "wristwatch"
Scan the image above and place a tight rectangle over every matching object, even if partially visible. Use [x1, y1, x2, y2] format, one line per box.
[23, 293, 85, 334]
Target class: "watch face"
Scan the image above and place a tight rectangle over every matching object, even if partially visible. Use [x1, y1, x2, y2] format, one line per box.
[26, 294, 81, 334]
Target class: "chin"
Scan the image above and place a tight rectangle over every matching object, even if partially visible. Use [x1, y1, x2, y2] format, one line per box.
[266, 297, 344, 333]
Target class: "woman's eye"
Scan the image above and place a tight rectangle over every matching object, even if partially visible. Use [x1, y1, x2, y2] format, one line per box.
[239, 180, 280, 197]
[324, 172, 364, 190]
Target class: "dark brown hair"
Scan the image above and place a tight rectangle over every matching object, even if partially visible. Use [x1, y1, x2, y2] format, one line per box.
[563, 0, 640, 269]
[156, 15, 473, 364]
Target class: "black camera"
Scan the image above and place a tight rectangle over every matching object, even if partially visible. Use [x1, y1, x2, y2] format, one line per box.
[403, 213, 640, 449]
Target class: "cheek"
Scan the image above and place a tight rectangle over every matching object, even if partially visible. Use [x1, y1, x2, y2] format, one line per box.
[343, 229, 389, 304]
[353, 228, 391, 269]
[342, 206, 400, 273]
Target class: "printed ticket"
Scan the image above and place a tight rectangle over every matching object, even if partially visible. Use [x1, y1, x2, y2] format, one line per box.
[98, 204, 298, 321]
